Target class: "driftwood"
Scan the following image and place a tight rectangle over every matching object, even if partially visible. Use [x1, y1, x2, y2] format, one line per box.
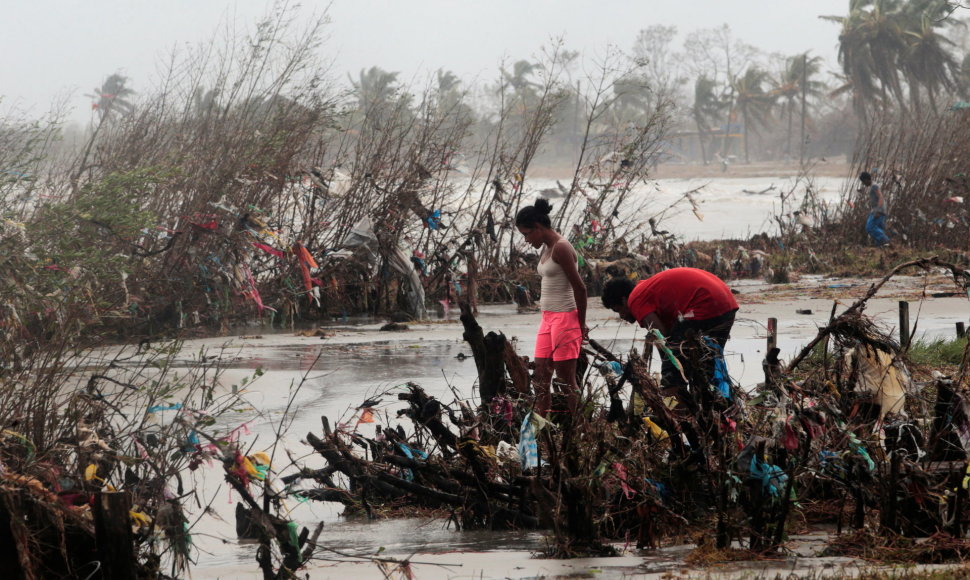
[459, 301, 508, 404]
[286, 277, 970, 559]
[304, 428, 540, 529]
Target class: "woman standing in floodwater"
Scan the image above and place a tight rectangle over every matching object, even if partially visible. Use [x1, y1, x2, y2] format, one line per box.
[515, 198, 588, 416]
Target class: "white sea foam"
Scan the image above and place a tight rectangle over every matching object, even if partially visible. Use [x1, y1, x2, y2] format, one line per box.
[519, 175, 849, 242]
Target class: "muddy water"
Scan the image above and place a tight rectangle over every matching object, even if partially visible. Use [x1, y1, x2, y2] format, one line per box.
[162, 173, 961, 578]
[179, 307, 553, 577]
[172, 278, 969, 578]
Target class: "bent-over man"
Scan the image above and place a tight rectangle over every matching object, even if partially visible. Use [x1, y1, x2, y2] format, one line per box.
[601, 267, 738, 390]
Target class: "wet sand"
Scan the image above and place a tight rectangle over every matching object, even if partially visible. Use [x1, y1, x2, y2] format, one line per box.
[174, 271, 969, 579]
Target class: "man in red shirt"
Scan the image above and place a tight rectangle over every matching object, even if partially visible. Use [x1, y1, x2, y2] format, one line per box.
[601, 268, 738, 389]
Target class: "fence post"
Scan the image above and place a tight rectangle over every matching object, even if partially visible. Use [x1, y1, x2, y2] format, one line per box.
[763, 318, 781, 388]
[958, 322, 966, 339]
[898, 301, 910, 349]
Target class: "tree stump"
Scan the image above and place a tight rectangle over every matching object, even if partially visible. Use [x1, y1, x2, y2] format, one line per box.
[94, 491, 137, 580]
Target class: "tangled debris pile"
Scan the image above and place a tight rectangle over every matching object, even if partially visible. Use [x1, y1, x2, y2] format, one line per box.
[283, 257, 970, 560]
[0, 251, 967, 577]
[0, 342, 326, 579]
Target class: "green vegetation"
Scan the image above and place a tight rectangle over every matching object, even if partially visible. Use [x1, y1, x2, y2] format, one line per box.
[908, 335, 969, 367]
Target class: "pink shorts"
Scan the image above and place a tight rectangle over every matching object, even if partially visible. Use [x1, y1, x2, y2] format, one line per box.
[534, 309, 582, 361]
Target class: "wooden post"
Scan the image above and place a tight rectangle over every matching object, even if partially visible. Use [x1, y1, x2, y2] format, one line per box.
[767, 318, 777, 352]
[94, 491, 137, 580]
[763, 318, 782, 390]
[958, 322, 966, 339]
[898, 301, 910, 349]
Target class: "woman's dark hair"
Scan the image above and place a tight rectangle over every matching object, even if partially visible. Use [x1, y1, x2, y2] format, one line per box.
[601, 277, 637, 309]
[515, 197, 553, 229]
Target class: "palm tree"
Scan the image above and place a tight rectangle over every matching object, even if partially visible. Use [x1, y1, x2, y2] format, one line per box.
[610, 75, 653, 125]
[432, 68, 475, 129]
[773, 53, 825, 160]
[825, 0, 961, 120]
[731, 67, 775, 163]
[899, 10, 959, 113]
[350, 67, 401, 112]
[822, 0, 909, 119]
[690, 76, 724, 165]
[436, 69, 461, 95]
[500, 60, 540, 101]
[74, 73, 136, 189]
[85, 73, 135, 121]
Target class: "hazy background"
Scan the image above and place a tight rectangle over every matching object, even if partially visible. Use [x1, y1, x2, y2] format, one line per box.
[3, 0, 847, 124]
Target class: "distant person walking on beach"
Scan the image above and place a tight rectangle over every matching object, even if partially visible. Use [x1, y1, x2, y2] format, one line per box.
[859, 171, 890, 247]
[601, 268, 738, 392]
[516, 198, 588, 416]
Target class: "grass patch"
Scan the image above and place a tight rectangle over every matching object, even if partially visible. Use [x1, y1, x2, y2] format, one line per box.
[907, 336, 968, 367]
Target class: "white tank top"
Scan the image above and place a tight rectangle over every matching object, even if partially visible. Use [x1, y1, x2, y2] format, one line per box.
[537, 241, 577, 312]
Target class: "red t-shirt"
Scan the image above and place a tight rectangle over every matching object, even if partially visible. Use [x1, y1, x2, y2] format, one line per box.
[627, 268, 738, 331]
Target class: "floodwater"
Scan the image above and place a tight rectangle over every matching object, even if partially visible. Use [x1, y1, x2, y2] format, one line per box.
[151, 176, 968, 579]
[459, 174, 849, 243]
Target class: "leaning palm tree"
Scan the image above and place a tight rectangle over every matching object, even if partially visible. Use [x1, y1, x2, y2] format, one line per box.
[350, 67, 402, 112]
[773, 53, 825, 160]
[899, 11, 959, 113]
[85, 73, 135, 121]
[431, 68, 476, 133]
[435, 69, 461, 95]
[731, 67, 775, 163]
[610, 75, 654, 125]
[822, 0, 909, 120]
[73, 73, 136, 190]
[691, 76, 724, 165]
[501, 60, 540, 95]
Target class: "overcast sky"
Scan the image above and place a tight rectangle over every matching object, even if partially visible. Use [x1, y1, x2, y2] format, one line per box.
[2, 0, 849, 124]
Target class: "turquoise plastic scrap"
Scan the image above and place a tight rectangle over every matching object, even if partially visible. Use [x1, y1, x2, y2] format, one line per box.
[649, 329, 686, 383]
[396, 443, 428, 481]
[847, 433, 875, 472]
[749, 456, 788, 497]
[518, 412, 539, 470]
[704, 337, 732, 399]
[182, 430, 201, 452]
[599, 360, 623, 376]
[147, 402, 183, 413]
